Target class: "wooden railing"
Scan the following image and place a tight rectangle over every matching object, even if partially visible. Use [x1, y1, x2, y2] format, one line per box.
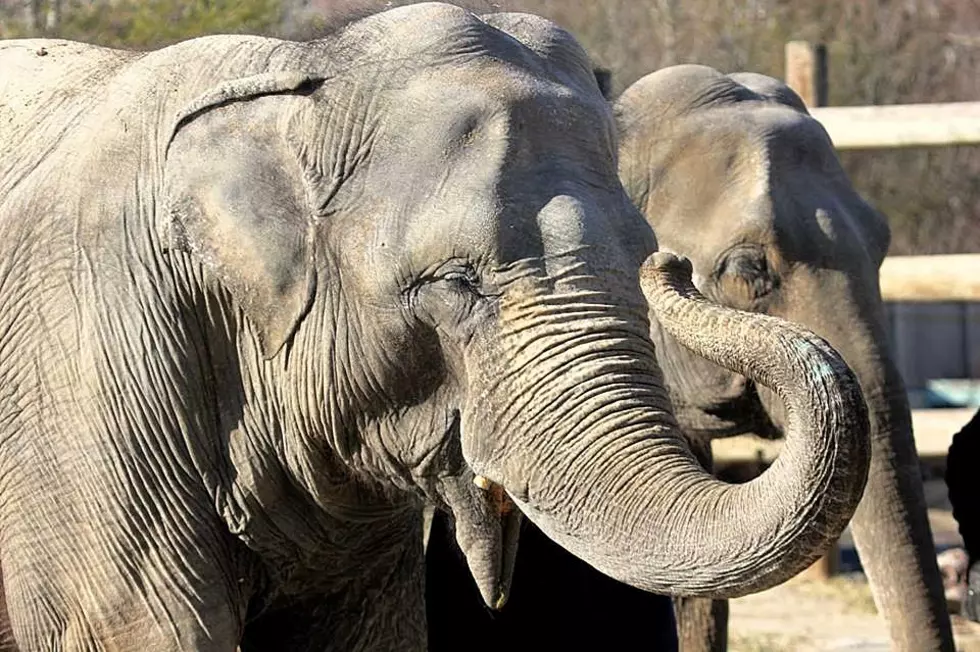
[811, 102, 980, 150]
[767, 43, 980, 579]
[879, 254, 980, 302]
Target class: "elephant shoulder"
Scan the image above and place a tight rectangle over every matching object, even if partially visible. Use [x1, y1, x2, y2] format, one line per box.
[0, 39, 133, 111]
[0, 40, 134, 184]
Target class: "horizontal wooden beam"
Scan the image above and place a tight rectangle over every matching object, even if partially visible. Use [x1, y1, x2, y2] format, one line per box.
[810, 102, 980, 149]
[879, 254, 980, 302]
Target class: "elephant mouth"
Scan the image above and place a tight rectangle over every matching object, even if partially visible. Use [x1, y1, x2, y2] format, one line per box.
[440, 472, 523, 610]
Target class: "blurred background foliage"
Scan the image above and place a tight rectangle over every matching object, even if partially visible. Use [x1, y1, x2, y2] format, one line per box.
[2, 0, 979, 255]
[2, 1, 282, 46]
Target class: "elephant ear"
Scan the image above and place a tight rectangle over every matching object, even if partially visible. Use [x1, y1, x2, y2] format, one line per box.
[593, 66, 613, 101]
[163, 71, 325, 359]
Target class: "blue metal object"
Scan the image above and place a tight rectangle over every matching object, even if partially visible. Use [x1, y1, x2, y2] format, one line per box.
[925, 379, 980, 408]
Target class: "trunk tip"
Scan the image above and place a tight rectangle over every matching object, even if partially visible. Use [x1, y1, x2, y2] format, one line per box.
[644, 251, 694, 279]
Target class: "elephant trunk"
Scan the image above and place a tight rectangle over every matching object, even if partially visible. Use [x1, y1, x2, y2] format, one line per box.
[491, 252, 871, 597]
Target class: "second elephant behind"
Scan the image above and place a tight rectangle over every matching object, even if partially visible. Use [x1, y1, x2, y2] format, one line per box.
[426, 65, 953, 652]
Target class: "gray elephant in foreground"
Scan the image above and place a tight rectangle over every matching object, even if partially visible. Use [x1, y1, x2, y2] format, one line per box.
[617, 66, 953, 651]
[0, 5, 871, 649]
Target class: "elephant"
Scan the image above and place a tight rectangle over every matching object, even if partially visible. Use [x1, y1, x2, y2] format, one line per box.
[0, 5, 872, 649]
[616, 65, 952, 652]
[426, 64, 950, 652]
[946, 406, 980, 621]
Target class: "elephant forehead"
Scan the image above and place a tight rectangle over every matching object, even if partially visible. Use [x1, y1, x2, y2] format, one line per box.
[641, 126, 771, 235]
[363, 66, 617, 240]
[391, 61, 609, 151]
[634, 111, 825, 225]
[636, 113, 878, 276]
[337, 3, 530, 68]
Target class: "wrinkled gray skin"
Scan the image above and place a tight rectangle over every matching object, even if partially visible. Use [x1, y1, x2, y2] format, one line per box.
[616, 65, 953, 652]
[0, 6, 870, 649]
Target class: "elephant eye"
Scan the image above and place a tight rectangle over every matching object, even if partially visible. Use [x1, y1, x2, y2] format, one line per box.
[443, 269, 482, 294]
[713, 244, 779, 310]
[407, 262, 495, 337]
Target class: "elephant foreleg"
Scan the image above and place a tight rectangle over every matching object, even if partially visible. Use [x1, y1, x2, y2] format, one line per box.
[242, 538, 426, 652]
[0, 561, 18, 652]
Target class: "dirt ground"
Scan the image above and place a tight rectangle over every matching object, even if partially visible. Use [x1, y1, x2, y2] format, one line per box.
[728, 479, 980, 651]
[729, 578, 980, 651]
[719, 408, 979, 651]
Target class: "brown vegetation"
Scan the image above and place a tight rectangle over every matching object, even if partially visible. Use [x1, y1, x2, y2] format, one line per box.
[494, 0, 980, 256]
[2, 0, 979, 254]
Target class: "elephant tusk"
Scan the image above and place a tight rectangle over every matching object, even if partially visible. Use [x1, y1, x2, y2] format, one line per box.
[495, 592, 508, 610]
[473, 474, 517, 517]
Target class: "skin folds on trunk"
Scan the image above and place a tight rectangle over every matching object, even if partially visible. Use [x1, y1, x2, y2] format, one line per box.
[476, 252, 871, 598]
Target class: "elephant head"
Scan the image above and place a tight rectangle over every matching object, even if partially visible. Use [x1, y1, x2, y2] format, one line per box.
[616, 64, 952, 649]
[161, 9, 869, 610]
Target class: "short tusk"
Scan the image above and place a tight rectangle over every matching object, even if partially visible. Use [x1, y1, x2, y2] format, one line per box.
[495, 592, 508, 610]
[473, 475, 492, 490]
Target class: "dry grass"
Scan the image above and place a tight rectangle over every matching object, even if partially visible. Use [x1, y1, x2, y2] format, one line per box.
[791, 575, 879, 615]
[729, 632, 810, 652]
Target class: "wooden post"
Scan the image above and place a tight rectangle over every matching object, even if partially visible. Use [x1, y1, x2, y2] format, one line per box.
[797, 544, 840, 582]
[785, 41, 828, 108]
[786, 40, 837, 582]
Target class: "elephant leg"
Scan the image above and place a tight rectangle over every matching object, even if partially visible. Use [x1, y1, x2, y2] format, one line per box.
[241, 592, 426, 652]
[241, 597, 338, 652]
[243, 546, 426, 651]
[674, 435, 728, 652]
[0, 562, 17, 652]
[2, 549, 245, 651]
[1, 480, 250, 651]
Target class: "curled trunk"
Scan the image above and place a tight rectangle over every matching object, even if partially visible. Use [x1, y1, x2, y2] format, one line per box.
[495, 252, 871, 597]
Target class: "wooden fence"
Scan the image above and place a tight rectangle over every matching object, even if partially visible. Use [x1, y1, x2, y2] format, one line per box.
[727, 42, 980, 580]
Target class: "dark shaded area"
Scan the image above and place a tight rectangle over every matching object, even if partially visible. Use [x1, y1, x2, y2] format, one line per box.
[426, 509, 679, 651]
[946, 407, 980, 621]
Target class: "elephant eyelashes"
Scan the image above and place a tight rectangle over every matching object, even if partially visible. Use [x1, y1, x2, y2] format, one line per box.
[713, 244, 779, 310]
[441, 269, 475, 291]
[409, 263, 491, 332]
